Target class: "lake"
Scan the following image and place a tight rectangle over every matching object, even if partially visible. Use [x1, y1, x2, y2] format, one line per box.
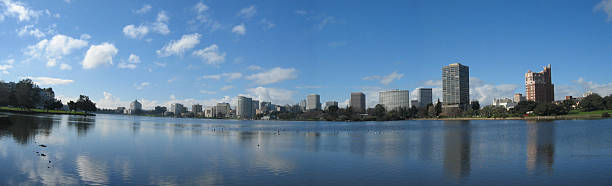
[1, 113, 612, 185]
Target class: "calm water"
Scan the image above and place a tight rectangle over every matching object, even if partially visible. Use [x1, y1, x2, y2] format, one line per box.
[1, 113, 612, 185]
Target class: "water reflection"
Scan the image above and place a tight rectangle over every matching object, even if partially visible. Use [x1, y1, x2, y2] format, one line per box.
[443, 121, 471, 178]
[67, 115, 95, 137]
[0, 114, 55, 144]
[526, 121, 555, 174]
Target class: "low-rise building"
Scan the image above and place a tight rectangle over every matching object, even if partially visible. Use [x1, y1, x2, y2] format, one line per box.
[492, 98, 516, 110]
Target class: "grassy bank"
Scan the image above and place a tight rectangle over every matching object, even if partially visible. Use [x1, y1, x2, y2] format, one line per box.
[0, 107, 93, 116]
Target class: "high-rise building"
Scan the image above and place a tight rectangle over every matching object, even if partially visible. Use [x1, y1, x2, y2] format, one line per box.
[236, 96, 254, 119]
[410, 100, 419, 108]
[379, 90, 410, 111]
[214, 103, 230, 118]
[128, 99, 142, 114]
[204, 106, 216, 118]
[170, 103, 186, 115]
[192, 104, 203, 114]
[442, 63, 470, 110]
[259, 101, 272, 113]
[299, 100, 307, 112]
[514, 93, 526, 103]
[525, 65, 554, 103]
[415, 88, 433, 108]
[306, 94, 321, 111]
[324, 101, 338, 110]
[350, 92, 366, 113]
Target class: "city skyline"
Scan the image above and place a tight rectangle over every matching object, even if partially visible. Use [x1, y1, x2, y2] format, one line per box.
[2, 0, 612, 109]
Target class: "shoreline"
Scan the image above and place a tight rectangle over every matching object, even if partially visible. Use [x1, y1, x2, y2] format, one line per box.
[0, 108, 94, 116]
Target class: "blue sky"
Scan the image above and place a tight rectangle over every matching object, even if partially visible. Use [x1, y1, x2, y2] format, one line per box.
[1, 0, 612, 109]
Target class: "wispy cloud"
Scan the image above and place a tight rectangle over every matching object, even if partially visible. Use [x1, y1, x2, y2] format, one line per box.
[232, 23, 246, 35]
[157, 33, 200, 57]
[237, 5, 256, 19]
[246, 67, 297, 85]
[596, 0, 612, 22]
[362, 71, 404, 85]
[134, 4, 152, 15]
[24, 76, 74, 86]
[192, 44, 226, 65]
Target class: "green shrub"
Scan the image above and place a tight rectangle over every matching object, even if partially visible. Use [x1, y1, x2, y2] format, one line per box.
[603, 112, 610, 118]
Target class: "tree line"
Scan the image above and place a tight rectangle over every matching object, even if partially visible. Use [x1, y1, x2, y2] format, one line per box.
[0, 79, 97, 113]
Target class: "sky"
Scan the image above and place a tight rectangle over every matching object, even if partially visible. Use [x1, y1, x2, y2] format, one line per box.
[1, 0, 612, 110]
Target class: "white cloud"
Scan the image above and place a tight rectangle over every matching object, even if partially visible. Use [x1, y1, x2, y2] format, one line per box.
[232, 23, 246, 35]
[192, 2, 222, 32]
[0, 64, 12, 74]
[248, 65, 262, 71]
[16, 25, 45, 38]
[260, 19, 275, 30]
[59, 63, 71, 70]
[200, 90, 216, 95]
[596, 0, 612, 22]
[6, 59, 14, 64]
[25, 34, 88, 67]
[295, 10, 307, 15]
[80, 34, 91, 40]
[82, 42, 118, 69]
[24, 76, 74, 86]
[317, 16, 336, 30]
[222, 72, 242, 81]
[192, 44, 226, 65]
[195, 2, 208, 13]
[128, 54, 141, 63]
[154, 62, 167, 67]
[237, 5, 256, 19]
[152, 11, 170, 35]
[134, 82, 151, 90]
[201, 75, 221, 80]
[118, 63, 137, 69]
[245, 87, 295, 105]
[122, 24, 149, 39]
[201, 72, 242, 81]
[134, 4, 152, 14]
[157, 33, 200, 57]
[221, 85, 233, 91]
[246, 67, 297, 85]
[362, 71, 404, 85]
[1, 0, 42, 21]
[573, 77, 612, 97]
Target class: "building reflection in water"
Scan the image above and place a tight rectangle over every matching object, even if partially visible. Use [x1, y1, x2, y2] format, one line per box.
[443, 121, 471, 178]
[526, 121, 555, 174]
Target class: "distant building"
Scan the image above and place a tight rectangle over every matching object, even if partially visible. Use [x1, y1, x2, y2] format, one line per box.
[252, 100, 259, 116]
[324, 101, 338, 110]
[259, 101, 272, 114]
[128, 100, 142, 114]
[410, 100, 419, 108]
[525, 64, 554, 103]
[492, 98, 516, 110]
[204, 106, 216, 118]
[299, 100, 307, 112]
[116, 107, 126, 114]
[170, 103, 186, 115]
[350, 92, 366, 113]
[442, 63, 470, 110]
[192, 104, 203, 114]
[215, 103, 230, 118]
[236, 96, 254, 119]
[415, 88, 433, 108]
[514, 93, 527, 103]
[379, 90, 410, 111]
[583, 91, 593, 97]
[306, 94, 321, 111]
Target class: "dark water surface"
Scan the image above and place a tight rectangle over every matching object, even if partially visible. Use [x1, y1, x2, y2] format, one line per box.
[1, 113, 612, 185]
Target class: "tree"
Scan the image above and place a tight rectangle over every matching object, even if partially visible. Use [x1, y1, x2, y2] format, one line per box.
[417, 104, 430, 118]
[374, 104, 386, 120]
[471, 100, 480, 111]
[580, 94, 604, 111]
[51, 100, 64, 110]
[76, 95, 97, 113]
[154, 106, 167, 114]
[434, 100, 442, 116]
[15, 79, 39, 109]
[0, 81, 9, 106]
[480, 105, 508, 118]
[68, 101, 77, 111]
[604, 95, 612, 110]
[512, 101, 537, 115]
[534, 103, 564, 116]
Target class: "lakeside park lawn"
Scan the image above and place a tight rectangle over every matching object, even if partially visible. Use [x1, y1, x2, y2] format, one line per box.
[568, 109, 612, 116]
[0, 107, 88, 115]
